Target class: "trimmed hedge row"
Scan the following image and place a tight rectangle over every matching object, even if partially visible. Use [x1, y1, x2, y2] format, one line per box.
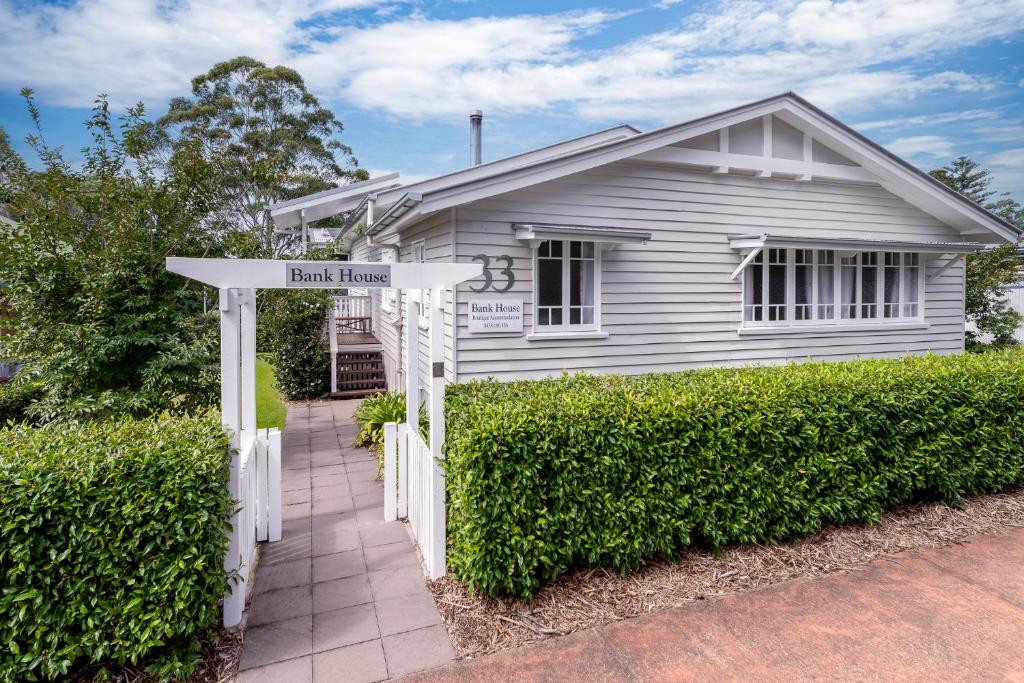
[0, 412, 233, 681]
[444, 350, 1024, 597]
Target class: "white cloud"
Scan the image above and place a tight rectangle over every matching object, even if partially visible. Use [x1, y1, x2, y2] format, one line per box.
[0, 0, 1022, 127]
[986, 148, 1024, 168]
[855, 109, 1002, 132]
[886, 135, 957, 159]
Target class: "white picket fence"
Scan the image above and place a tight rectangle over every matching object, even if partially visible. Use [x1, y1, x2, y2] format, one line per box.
[1006, 284, 1024, 343]
[383, 422, 446, 578]
[224, 427, 282, 628]
[333, 294, 372, 320]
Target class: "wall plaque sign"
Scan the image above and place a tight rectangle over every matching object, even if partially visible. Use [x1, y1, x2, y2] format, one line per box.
[285, 262, 391, 287]
[468, 298, 524, 333]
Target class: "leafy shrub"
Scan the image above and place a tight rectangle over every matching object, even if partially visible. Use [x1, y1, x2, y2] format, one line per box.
[353, 391, 429, 477]
[353, 391, 429, 449]
[445, 350, 1024, 597]
[0, 95, 223, 422]
[0, 411, 233, 681]
[260, 288, 330, 400]
[0, 378, 44, 424]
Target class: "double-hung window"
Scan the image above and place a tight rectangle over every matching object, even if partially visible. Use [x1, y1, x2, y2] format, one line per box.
[743, 249, 921, 327]
[535, 240, 598, 331]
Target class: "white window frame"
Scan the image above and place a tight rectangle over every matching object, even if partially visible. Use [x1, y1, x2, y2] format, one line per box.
[380, 249, 396, 314]
[741, 248, 923, 332]
[532, 239, 602, 334]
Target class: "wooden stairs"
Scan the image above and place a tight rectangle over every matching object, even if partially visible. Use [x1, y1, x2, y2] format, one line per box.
[331, 350, 386, 399]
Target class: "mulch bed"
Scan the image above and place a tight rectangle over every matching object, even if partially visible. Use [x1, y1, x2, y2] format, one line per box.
[431, 489, 1024, 659]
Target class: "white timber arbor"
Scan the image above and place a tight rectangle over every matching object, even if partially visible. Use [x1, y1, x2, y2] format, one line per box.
[166, 256, 481, 626]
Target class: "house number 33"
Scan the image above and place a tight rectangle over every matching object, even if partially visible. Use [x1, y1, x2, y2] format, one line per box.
[470, 254, 515, 293]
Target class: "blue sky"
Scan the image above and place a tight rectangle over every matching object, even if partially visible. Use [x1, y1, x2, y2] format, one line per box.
[2, 0, 1023, 198]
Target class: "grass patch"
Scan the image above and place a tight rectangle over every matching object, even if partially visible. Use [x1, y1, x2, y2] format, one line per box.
[256, 356, 287, 432]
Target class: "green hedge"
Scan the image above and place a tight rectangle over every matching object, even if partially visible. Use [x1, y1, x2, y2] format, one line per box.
[260, 288, 330, 400]
[0, 412, 233, 681]
[0, 379, 43, 425]
[445, 350, 1024, 597]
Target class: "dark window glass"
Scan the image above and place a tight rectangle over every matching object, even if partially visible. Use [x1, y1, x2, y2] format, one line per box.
[538, 259, 562, 306]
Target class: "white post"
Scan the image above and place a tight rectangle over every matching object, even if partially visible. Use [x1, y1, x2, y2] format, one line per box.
[256, 429, 269, 542]
[268, 428, 282, 542]
[219, 288, 244, 629]
[397, 422, 409, 518]
[427, 287, 446, 579]
[384, 422, 397, 521]
[329, 308, 338, 394]
[240, 289, 257, 453]
[406, 293, 420, 436]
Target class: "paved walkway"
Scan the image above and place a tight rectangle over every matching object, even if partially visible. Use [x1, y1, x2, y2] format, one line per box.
[236, 400, 455, 683]
[408, 527, 1024, 682]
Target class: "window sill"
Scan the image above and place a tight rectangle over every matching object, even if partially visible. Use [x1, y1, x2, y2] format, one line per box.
[526, 330, 609, 341]
[737, 322, 929, 336]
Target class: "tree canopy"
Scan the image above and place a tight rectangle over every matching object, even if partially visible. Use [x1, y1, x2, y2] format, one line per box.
[0, 92, 222, 420]
[929, 156, 1023, 345]
[159, 57, 368, 257]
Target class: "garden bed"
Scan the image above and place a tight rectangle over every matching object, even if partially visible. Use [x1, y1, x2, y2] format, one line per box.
[432, 487, 1024, 658]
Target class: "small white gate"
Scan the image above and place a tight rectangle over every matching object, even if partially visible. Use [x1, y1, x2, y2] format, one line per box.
[382, 287, 447, 579]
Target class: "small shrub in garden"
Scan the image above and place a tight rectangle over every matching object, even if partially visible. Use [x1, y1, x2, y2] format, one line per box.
[0, 412, 233, 681]
[353, 391, 429, 476]
[444, 350, 1024, 598]
[0, 378, 44, 424]
[260, 288, 331, 400]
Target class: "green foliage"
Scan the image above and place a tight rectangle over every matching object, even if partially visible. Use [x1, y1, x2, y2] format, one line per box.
[260, 288, 331, 400]
[353, 391, 429, 449]
[159, 56, 368, 257]
[929, 156, 1023, 344]
[0, 379, 44, 425]
[0, 411, 233, 682]
[256, 355, 287, 432]
[0, 92, 222, 422]
[445, 351, 1024, 597]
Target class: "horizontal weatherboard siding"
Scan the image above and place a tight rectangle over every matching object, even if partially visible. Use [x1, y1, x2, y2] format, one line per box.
[451, 162, 966, 382]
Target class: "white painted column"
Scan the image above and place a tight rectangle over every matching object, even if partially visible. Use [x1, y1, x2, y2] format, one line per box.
[383, 422, 397, 522]
[219, 288, 243, 628]
[239, 288, 257, 453]
[427, 287, 446, 578]
[329, 308, 338, 394]
[405, 293, 420, 435]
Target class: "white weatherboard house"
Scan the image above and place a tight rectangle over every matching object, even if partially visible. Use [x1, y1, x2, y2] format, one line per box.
[271, 93, 1020, 397]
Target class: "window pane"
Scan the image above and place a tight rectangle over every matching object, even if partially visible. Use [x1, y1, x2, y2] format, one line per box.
[903, 264, 919, 317]
[550, 240, 563, 257]
[818, 264, 834, 319]
[841, 256, 857, 319]
[582, 242, 595, 258]
[570, 241, 581, 258]
[570, 308, 581, 325]
[744, 252, 763, 322]
[863, 250, 879, 318]
[549, 308, 562, 325]
[582, 308, 594, 325]
[570, 258, 595, 307]
[538, 240, 550, 257]
[795, 258, 811, 320]
[884, 258, 900, 318]
[538, 259, 562, 307]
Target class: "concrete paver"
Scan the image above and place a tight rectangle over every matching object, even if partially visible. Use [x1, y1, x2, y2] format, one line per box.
[406, 527, 1024, 682]
[236, 401, 454, 682]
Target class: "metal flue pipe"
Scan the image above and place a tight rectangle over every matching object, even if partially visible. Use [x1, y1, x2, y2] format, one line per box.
[469, 110, 482, 166]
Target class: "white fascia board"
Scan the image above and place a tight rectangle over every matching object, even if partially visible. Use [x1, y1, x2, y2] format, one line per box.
[772, 103, 1019, 243]
[368, 125, 642, 210]
[727, 233, 985, 254]
[166, 257, 481, 289]
[419, 100, 792, 214]
[270, 173, 402, 228]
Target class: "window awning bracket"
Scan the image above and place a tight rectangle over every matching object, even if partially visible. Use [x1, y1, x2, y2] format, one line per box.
[927, 253, 966, 282]
[730, 247, 763, 280]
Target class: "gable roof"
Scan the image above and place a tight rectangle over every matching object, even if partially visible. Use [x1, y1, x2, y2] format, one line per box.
[324, 93, 1020, 245]
[269, 124, 640, 230]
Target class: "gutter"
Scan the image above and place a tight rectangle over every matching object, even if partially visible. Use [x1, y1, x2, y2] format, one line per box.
[366, 192, 423, 237]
